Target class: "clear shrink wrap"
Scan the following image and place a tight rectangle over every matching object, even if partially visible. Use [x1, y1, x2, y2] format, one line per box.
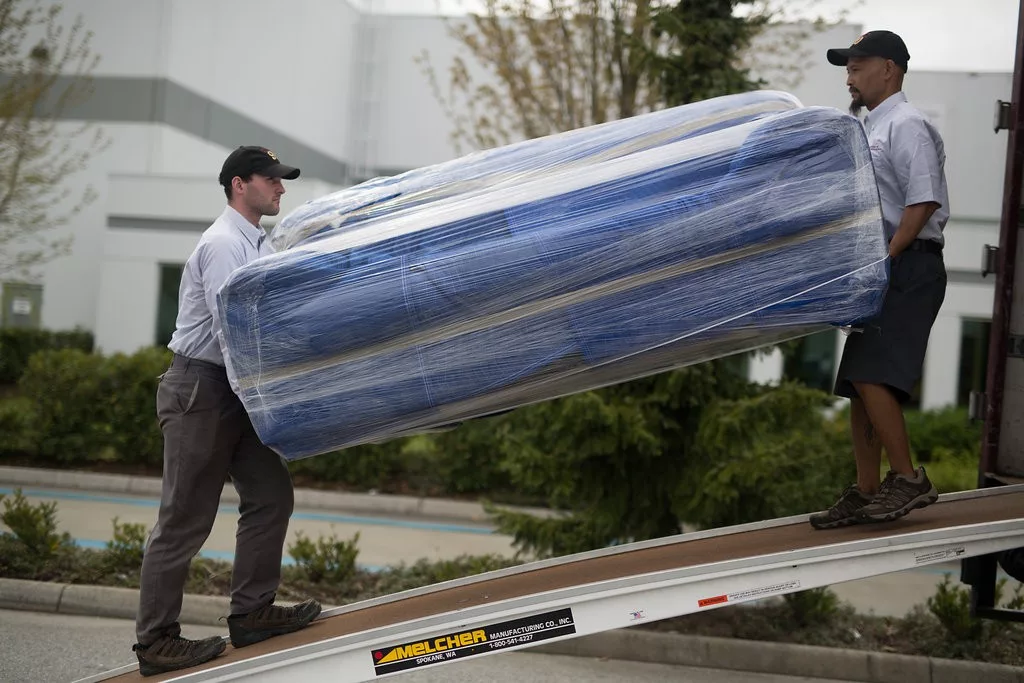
[216, 90, 888, 460]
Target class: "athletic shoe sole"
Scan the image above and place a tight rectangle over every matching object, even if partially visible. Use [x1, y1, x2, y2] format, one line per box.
[138, 640, 226, 677]
[230, 603, 323, 649]
[809, 512, 871, 530]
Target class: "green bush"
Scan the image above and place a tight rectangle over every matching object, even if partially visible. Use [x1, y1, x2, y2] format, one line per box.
[0, 488, 73, 558]
[928, 574, 987, 643]
[288, 530, 360, 583]
[490, 359, 761, 557]
[19, 349, 110, 461]
[680, 383, 855, 529]
[16, 346, 170, 465]
[104, 517, 148, 572]
[0, 327, 93, 385]
[287, 425, 512, 497]
[371, 554, 519, 596]
[429, 419, 513, 495]
[923, 450, 979, 494]
[0, 396, 37, 456]
[823, 404, 982, 494]
[783, 587, 841, 628]
[103, 347, 170, 465]
[921, 574, 1024, 659]
[904, 407, 982, 464]
[288, 442, 410, 493]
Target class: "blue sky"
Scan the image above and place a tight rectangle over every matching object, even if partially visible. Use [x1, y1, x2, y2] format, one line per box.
[361, 0, 1019, 73]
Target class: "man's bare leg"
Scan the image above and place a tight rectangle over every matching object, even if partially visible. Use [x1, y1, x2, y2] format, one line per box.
[808, 393, 883, 529]
[850, 396, 883, 495]
[851, 382, 937, 522]
[852, 381, 914, 476]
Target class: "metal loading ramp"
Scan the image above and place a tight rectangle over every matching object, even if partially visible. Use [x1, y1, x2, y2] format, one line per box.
[77, 485, 1024, 683]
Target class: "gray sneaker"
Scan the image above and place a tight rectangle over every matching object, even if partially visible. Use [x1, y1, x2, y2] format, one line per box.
[809, 485, 874, 530]
[133, 633, 226, 677]
[855, 467, 938, 523]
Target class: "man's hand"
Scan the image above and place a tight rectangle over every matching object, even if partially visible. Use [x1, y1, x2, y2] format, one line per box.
[889, 201, 940, 258]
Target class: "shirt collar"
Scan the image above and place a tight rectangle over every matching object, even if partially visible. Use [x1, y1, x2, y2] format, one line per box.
[223, 205, 267, 249]
[864, 91, 907, 133]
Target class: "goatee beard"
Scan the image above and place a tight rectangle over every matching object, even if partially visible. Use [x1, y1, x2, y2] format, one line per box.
[849, 102, 863, 117]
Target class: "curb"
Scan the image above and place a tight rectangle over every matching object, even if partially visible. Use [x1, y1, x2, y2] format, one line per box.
[1, 578, 1020, 683]
[0, 465, 555, 524]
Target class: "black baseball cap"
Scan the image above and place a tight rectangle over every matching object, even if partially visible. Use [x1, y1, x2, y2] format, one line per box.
[827, 30, 910, 72]
[218, 146, 300, 187]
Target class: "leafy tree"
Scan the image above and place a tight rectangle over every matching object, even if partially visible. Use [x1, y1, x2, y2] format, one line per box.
[646, 0, 767, 107]
[487, 358, 759, 558]
[680, 382, 854, 529]
[417, 0, 843, 154]
[0, 0, 105, 280]
[418, 0, 662, 154]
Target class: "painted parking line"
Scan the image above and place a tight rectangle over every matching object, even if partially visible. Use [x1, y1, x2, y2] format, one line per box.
[0, 487, 496, 535]
[69, 537, 385, 572]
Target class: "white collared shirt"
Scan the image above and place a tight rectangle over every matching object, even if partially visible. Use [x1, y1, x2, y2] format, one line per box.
[863, 91, 949, 245]
[167, 206, 275, 366]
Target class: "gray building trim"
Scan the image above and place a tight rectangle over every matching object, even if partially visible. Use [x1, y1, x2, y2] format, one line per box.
[949, 215, 1000, 224]
[51, 75, 350, 184]
[948, 268, 994, 285]
[108, 215, 213, 233]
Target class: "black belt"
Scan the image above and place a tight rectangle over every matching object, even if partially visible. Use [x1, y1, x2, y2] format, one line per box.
[904, 239, 943, 256]
[170, 353, 227, 375]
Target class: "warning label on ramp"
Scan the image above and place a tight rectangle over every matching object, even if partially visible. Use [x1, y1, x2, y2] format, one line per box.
[371, 607, 576, 676]
[699, 580, 801, 608]
[914, 547, 966, 565]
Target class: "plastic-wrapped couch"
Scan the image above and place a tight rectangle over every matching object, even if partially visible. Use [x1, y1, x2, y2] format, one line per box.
[216, 90, 889, 460]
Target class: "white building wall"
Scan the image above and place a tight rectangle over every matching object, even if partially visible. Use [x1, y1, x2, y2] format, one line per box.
[369, 14, 495, 170]
[67, 0, 361, 165]
[160, 0, 360, 163]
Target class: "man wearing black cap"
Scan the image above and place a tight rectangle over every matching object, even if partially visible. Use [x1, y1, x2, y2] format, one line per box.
[132, 146, 321, 676]
[810, 31, 949, 530]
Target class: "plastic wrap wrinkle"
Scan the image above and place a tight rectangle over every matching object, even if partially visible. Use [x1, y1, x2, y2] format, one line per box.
[216, 91, 889, 460]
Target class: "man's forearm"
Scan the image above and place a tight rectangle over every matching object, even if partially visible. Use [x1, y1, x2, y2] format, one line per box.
[888, 202, 940, 257]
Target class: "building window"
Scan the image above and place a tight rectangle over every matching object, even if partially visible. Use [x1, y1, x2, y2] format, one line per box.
[958, 319, 991, 407]
[155, 264, 185, 347]
[782, 329, 838, 392]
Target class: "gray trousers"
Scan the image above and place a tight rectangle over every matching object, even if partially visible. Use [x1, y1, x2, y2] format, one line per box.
[136, 354, 294, 645]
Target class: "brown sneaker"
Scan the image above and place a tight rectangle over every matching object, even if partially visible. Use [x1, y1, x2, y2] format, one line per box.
[228, 598, 322, 648]
[855, 467, 939, 523]
[809, 485, 874, 530]
[132, 634, 226, 677]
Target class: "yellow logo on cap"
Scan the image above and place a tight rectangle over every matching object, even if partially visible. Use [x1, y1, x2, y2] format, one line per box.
[853, 33, 865, 44]
[265, 149, 279, 161]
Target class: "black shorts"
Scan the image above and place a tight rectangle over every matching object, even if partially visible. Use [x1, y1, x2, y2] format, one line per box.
[833, 244, 947, 405]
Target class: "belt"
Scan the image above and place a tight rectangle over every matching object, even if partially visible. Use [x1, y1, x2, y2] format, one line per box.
[904, 239, 943, 256]
[170, 353, 227, 375]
